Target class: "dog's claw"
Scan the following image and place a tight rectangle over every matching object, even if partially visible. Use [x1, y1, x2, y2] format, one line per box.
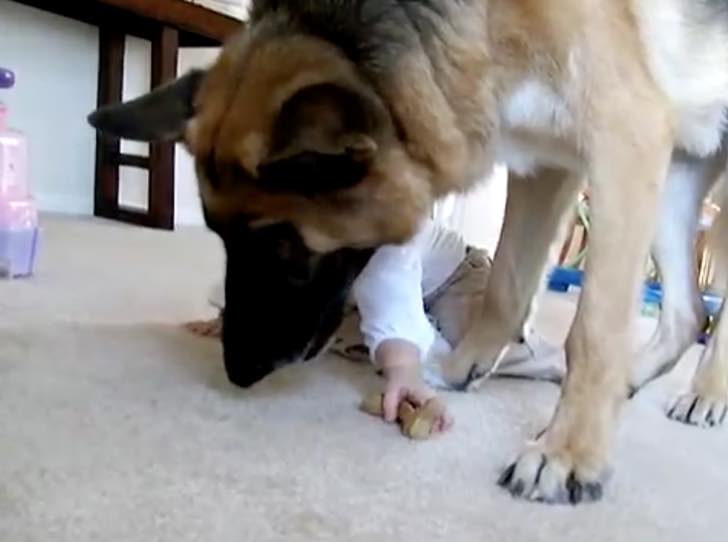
[584, 482, 604, 501]
[498, 446, 607, 505]
[511, 479, 526, 497]
[685, 396, 700, 422]
[498, 463, 516, 487]
[464, 364, 487, 388]
[627, 385, 640, 399]
[448, 364, 488, 392]
[668, 393, 728, 428]
[566, 473, 583, 504]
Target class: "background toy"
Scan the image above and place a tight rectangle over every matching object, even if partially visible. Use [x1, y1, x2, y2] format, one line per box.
[548, 266, 721, 344]
[0, 67, 39, 278]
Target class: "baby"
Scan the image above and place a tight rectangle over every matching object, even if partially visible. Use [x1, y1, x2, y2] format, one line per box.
[186, 219, 563, 434]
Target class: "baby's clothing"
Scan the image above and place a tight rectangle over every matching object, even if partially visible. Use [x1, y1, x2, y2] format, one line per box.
[335, 235, 493, 388]
[351, 219, 472, 367]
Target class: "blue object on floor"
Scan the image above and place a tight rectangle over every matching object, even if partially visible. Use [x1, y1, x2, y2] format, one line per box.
[548, 267, 583, 292]
[547, 266, 724, 344]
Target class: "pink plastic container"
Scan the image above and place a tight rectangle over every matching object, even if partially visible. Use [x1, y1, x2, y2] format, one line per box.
[0, 68, 39, 278]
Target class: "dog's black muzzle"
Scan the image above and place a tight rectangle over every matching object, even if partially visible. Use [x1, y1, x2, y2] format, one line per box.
[212, 219, 373, 388]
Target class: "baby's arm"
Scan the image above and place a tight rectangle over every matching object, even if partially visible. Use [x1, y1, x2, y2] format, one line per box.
[353, 242, 435, 368]
[352, 242, 452, 432]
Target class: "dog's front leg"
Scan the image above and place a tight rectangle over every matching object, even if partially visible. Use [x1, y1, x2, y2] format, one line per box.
[441, 168, 581, 390]
[500, 117, 673, 504]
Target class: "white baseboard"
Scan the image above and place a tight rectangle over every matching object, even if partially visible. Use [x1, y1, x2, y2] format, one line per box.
[38, 194, 206, 228]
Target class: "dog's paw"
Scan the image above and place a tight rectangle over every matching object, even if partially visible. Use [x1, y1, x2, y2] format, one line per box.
[498, 442, 609, 505]
[667, 393, 728, 428]
[440, 337, 509, 392]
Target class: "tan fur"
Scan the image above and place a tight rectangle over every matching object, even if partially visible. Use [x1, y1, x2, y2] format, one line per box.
[184, 0, 728, 502]
[190, 33, 434, 251]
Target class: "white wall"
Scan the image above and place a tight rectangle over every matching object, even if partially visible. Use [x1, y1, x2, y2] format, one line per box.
[0, 0, 99, 215]
[434, 166, 507, 254]
[0, 0, 222, 226]
[117, 37, 152, 213]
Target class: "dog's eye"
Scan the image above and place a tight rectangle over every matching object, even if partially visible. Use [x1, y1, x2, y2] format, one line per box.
[257, 151, 367, 197]
[207, 160, 253, 189]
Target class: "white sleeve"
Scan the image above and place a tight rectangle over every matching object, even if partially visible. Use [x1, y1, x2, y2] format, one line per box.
[351, 241, 435, 362]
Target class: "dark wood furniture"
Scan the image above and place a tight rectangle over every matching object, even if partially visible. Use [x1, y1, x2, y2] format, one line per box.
[9, 0, 243, 229]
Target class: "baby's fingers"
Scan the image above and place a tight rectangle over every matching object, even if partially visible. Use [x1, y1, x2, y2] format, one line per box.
[382, 387, 405, 423]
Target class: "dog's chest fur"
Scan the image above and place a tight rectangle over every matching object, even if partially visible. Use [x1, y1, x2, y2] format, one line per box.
[496, 79, 583, 176]
[636, 0, 728, 157]
[491, 0, 728, 176]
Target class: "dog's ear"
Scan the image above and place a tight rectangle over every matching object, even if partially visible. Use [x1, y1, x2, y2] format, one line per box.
[87, 69, 205, 142]
[257, 83, 383, 196]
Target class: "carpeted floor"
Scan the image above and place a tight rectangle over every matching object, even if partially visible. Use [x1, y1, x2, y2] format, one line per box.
[1, 216, 725, 542]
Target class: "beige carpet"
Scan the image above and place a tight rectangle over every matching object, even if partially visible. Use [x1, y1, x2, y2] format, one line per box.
[1, 216, 726, 542]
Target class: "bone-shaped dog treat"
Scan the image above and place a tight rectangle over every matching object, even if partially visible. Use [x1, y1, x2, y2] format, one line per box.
[359, 393, 441, 440]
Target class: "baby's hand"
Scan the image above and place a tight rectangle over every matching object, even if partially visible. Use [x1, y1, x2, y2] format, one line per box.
[382, 364, 454, 435]
[184, 316, 223, 338]
[374, 339, 453, 435]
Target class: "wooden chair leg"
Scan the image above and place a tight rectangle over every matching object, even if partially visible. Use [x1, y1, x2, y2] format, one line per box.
[94, 27, 125, 221]
[93, 25, 180, 230]
[149, 25, 179, 230]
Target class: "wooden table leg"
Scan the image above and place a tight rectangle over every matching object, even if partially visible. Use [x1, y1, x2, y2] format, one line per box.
[94, 27, 125, 221]
[93, 24, 179, 230]
[149, 25, 179, 230]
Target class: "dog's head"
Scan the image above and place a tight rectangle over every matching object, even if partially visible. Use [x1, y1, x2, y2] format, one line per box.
[87, 71, 378, 388]
[90, 24, 434, 250]
[88, 24, 434, 385]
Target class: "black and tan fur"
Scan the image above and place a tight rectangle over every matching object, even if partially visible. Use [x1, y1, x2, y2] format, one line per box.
[89, 0, 728, 505]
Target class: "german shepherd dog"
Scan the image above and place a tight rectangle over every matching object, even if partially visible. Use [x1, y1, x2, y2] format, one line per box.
[89, 0, 728, 505]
